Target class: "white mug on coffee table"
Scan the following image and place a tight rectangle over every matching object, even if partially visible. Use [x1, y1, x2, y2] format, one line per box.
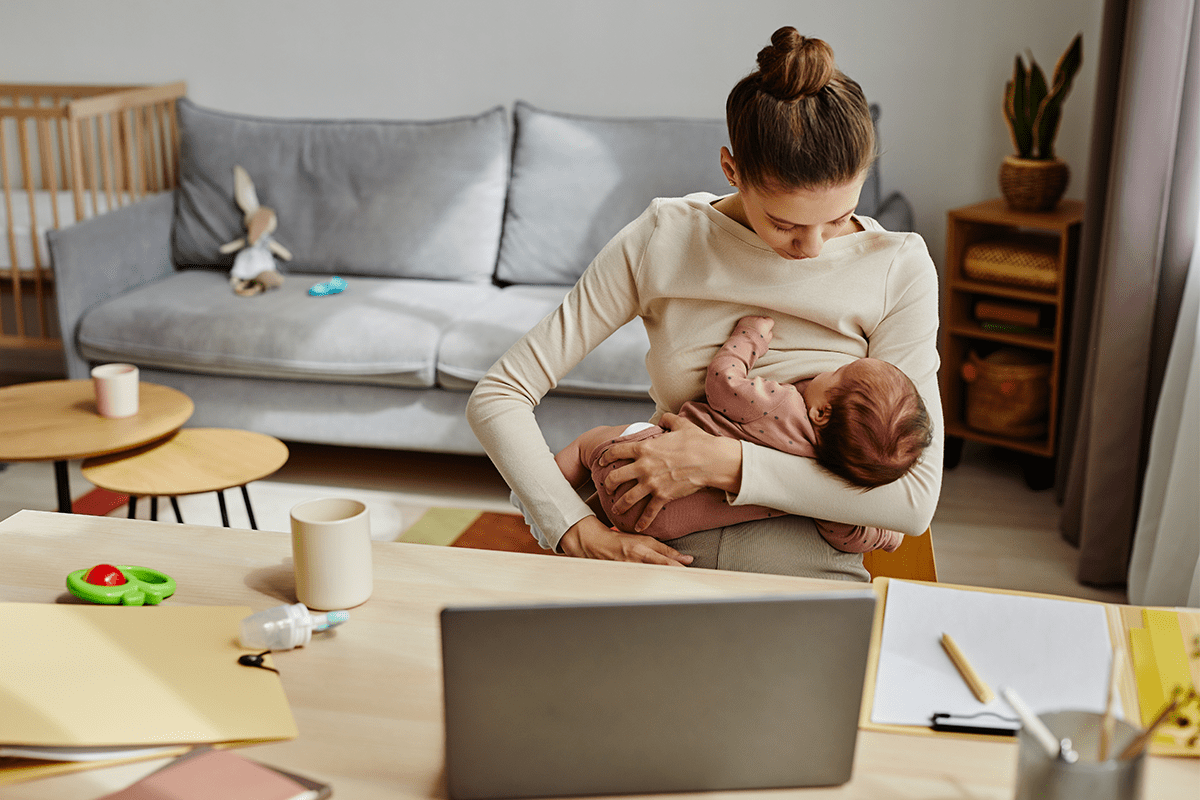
[290, 497, 374, 610]
[91, 363, 140, 418]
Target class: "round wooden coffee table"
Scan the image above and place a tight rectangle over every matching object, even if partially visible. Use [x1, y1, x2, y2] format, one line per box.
[0, 380, 194, 513]
[81, 428, 290, 529]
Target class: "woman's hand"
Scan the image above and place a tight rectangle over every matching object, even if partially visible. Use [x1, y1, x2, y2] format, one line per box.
[560, 515, 693, 566]
[598, 413, 743, 533]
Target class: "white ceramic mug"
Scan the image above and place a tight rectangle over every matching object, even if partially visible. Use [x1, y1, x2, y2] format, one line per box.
[290, 497, 373, 610]
[91, 363, 139, 418]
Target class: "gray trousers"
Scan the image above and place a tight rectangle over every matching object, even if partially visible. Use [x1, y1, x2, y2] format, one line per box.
[668, 515, 871, 582]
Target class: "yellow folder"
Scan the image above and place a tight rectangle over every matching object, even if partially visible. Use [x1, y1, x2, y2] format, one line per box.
[1125, 606, 1199, 756]
[0, 603, 298, 783]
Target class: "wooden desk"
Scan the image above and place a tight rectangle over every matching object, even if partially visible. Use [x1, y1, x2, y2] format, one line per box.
[1, 510, 1195, 799]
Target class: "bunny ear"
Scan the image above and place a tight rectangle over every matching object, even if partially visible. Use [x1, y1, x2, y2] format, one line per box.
[232, 165, 261, 214]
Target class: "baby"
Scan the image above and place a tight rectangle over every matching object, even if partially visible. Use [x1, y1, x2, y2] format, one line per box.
[528, 315, 933, 553]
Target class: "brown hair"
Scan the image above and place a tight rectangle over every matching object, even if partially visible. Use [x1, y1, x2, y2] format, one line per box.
[811, 360, 933, 489]
[726, 27, 876, 190]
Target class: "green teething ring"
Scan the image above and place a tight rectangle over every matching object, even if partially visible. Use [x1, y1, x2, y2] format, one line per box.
[66, 565, 176, 606]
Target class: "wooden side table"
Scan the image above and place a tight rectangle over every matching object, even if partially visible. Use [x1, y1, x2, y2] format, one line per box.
[940, 199, 1084, 488]
[81, 428, 289, 528]
[0, 380, 194, 512]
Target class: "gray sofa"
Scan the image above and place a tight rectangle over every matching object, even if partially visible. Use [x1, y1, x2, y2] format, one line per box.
[50, 99, 912, 456]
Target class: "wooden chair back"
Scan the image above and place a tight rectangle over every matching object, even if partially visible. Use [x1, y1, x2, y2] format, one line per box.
[862, 527, 937, 582]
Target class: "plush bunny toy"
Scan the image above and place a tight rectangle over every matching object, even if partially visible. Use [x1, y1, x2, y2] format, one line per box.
[219, 165, 293, 296]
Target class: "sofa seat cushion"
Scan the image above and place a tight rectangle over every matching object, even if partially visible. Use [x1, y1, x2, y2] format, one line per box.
[78, 271, 501, 388]
[171, 99, 510, 282]
[438, 285, 652, 399]
[496, 102, 732, 286]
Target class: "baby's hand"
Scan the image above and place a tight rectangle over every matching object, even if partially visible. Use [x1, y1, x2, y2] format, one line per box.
[735, 315, 774, 344]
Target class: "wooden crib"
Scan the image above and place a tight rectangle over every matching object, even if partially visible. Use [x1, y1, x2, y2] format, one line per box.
[0, 81, 186, 354]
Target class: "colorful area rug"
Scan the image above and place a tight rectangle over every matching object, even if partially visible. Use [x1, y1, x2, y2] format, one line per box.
[398, 507, 556, 556]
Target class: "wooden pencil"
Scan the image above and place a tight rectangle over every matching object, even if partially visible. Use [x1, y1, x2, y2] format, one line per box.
[941, 632, 995, 704]
[1099, 653, 1122, 760]
[1118, 696, 1180, 760]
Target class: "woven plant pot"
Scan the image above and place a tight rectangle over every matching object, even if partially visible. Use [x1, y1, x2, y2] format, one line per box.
[999, 156, 1070, 212]
[961, 348, 1050, 439]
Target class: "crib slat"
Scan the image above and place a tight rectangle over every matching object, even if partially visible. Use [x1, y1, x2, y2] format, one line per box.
[17, 116, 42, 337]
[37, 117, 61, 229]
[0, 122, 18, 338]
[56, 97, 71, 194]
[166, 98, 180, 188]
[98, 115, 116, 212]
[132, 107, 147, 198]
[66, 111, 87, 224]
[85, 117, 101, 217]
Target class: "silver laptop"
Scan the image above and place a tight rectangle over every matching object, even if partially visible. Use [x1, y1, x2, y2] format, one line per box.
[440, 590, 877, 799]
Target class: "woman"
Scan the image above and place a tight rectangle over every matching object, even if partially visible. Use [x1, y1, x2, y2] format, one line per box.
[467, 27, 942, 580]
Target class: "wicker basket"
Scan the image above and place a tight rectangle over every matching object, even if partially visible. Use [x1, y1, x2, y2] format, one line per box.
[963, 239, 1058, 290]
[961, 349, 1050, 438]
[999, 156, 1070, 212]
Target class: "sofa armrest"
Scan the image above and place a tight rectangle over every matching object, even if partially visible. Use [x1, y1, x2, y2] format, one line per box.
[873, 191, 915, 233]
[48, 192, 177, 378]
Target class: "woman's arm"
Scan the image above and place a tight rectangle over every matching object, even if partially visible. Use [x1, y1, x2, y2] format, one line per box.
[467, 201, 692, 563]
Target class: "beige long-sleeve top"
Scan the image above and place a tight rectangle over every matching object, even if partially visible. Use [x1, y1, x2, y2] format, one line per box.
[467, 193, 943, 552]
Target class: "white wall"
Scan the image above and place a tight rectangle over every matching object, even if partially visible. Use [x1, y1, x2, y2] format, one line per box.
[1, 0, 1103, 267]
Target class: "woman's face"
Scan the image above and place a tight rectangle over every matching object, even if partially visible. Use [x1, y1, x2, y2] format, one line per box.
[720, 148, 866, 260]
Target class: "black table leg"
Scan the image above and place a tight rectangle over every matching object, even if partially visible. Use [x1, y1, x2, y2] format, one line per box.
[217, 490, 230, 527]
[241, 485, 258, 530]
[128, 496, 138, 518]
[170, 496, 184, 523]
[54, 460, 71, 513]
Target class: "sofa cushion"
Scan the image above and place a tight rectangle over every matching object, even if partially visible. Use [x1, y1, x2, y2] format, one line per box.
[171, 99, 510, 282]
[438, 285, 652, 399]
[495, 102, 731, 286]
[77, 271, 501, 388]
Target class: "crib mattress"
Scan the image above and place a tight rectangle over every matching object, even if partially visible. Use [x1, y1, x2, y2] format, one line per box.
[0, 189, 132, 271]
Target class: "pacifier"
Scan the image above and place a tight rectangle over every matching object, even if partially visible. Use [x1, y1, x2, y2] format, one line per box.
[66, 563, 176, 606]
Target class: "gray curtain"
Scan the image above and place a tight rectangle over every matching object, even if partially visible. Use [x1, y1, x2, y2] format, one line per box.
[1058, 0, 1198, 586]
[1127, 3, 1200, 608]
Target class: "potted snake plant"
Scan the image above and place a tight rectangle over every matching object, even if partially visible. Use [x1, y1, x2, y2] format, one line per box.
[1000, 33, 1083, 211]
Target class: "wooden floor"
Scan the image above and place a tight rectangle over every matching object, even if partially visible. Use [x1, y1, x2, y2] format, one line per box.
[0, 432, 1127, 604]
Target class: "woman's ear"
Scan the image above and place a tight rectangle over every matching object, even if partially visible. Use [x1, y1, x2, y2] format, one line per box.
[720, 146, 739, 188]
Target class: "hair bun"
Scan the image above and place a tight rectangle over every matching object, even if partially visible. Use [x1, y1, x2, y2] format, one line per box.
[755, 27, 836, 101]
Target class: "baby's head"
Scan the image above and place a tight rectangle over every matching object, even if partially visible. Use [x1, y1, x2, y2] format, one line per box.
[803, 358, 932, 489]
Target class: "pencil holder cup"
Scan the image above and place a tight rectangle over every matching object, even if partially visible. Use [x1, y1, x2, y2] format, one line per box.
[290, 497, 373, 610]
[1014, 710, 1144, 800]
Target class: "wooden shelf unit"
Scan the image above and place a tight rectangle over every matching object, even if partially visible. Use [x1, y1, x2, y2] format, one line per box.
[940, 198, 1084, 462]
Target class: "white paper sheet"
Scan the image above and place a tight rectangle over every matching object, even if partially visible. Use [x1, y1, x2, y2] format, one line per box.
[871, 581, 1117, 727]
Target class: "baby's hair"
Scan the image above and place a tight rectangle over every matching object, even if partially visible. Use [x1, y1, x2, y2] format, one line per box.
[726, 27, 876, 191]
[812, 361, 933, 489]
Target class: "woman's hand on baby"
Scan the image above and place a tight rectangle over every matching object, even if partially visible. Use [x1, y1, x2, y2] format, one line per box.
[560, 515, 692, 566]
[599, 413, 743, 533]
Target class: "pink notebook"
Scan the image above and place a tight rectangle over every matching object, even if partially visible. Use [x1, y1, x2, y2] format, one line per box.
[98, 749, 329, 800]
